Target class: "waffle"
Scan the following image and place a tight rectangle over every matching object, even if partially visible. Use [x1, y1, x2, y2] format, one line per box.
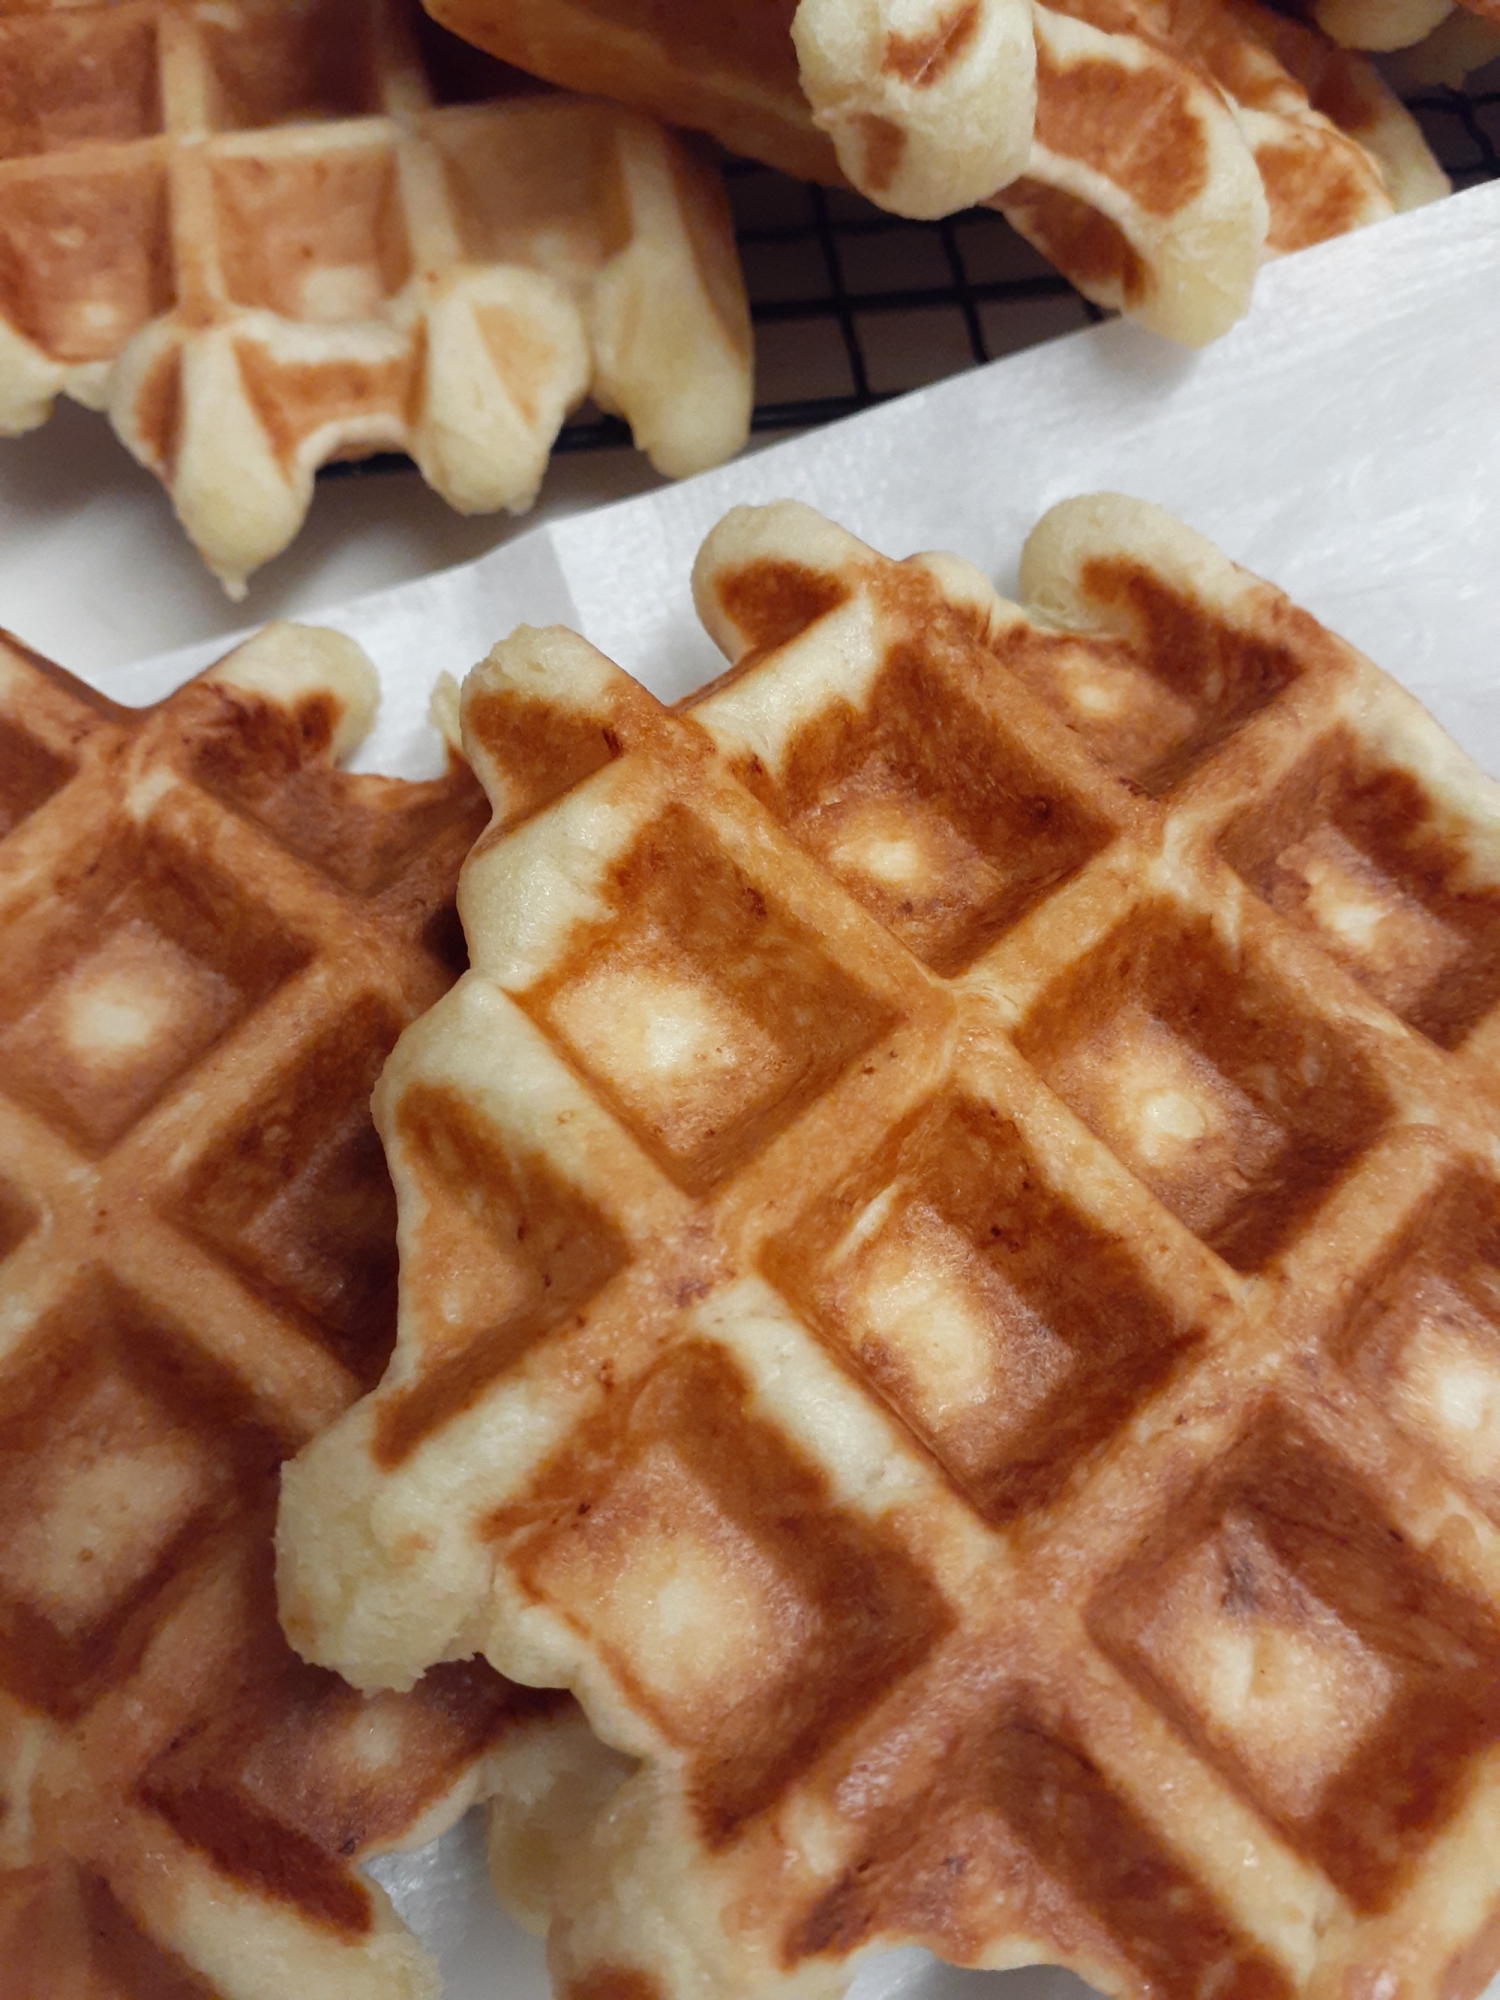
[281, 496, 1500, 2000]
[0, 0, 752, 596]
[425, 0, 1445, 344]
[1308, 0, 1497, 57]
[0, 622, 610, 1999]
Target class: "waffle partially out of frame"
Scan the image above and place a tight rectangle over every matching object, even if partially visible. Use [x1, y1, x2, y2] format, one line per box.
[281, 495, 1500, 2000]
[0, 624, 612, 2000]
[426, 0, 1446, 343]
[0, 0, 752, 592]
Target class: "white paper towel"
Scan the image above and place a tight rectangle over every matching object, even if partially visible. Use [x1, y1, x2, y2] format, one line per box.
[73, 180, 1500, 2000]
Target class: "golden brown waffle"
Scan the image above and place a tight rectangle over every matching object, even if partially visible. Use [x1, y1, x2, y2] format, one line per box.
[281, 496, 1500, 2000]
[0, 623, 602, 1999]
[425, 0, 1445, 343]
[0, 0, 752, 595]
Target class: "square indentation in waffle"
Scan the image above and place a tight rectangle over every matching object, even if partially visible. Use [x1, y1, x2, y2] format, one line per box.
[499, 1339, 952, 1845]
[0, 1276, 282, 1721]
[1014, 903, 1390, 1272]
[1220, 727, 1500, 1050]
[198, 0, 386, 129]
[172, 995, 406, 1382]
[0, 155, 171, 365]
[1338, 1166, 1500, 1520]
[137, 1541, 538, 1937]
[522, 805, 898, 1197]
[764, 1091, 1204, 1523]
[7, 1867, 220, 2000]
[210, 143, 412, 325]
[372, 1081, 629, 1467]
[996, 567, 1303, 797]
[0, 713, 75, 838]
[1090, 1411, 1500, 1910]
[0, 823, 308, 1155]
[0, 9, 162, 159]
[182, 683, 485, 896]
[0, 1172, 38, 1264]
[793, 1692, 1292, 2000]
[430, 110, 629, 271]
[738, 641, 1117, 976]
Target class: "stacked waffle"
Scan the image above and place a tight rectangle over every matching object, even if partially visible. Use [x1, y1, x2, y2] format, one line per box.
[278, 497, 1500, 2000]
[0, 0, 752, 592]
[0, 623, 626, 1998]
[425, 0, 1448, 341]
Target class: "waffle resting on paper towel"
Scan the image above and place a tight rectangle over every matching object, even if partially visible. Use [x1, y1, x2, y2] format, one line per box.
[423, 0, 1447, 344]
[0, 0, 752, 595]
[280, 494, 1500, 2000]
[0, 622, 621, 2000]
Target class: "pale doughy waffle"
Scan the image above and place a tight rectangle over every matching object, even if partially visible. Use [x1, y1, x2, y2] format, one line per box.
[424, 0, 1445, 343]
[281, 496, 1500, 2000]
[1307, 0, 1497, 58]
[0, 0, 752, 596]
[0, 623, 604, 1999]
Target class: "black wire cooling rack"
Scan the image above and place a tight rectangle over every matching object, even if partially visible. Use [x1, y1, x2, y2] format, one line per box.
[546, 62, 1500, 456]
[322, 63, 1496, 476]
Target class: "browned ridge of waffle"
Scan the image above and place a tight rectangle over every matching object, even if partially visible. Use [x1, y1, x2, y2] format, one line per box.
[0, 625, 590, 1999]
[0, 0, 752, 592]
[280, 496, 1500, 2000]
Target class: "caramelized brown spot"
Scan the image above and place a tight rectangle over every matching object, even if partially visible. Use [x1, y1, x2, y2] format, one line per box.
[767, 1092, 1202, 1522]
[183, 679, 486, 896]
[564, 1969, 666, 2000]
[0, 1275, 285, 1721]
[1015, 903, 1390, 1273]
[139, 1778, 373, 1934]
[999, 179, 1147, 305]
[1338, 1166, 1500, 1520]
[1255, 139, 1374, 254]
[131, 343, 184, 482]
[1032, 41, 1208, 216]
[79, 1871, 220, 2000]
[231, 341, 416, 473]
[856, 111, 906, 194]
[0, 713, 74, 837]
[0, 1173, 35, 1264]
[525, 806, 897, 1196]
[791, 1696, 1290, 1998]
[497, 1342, 952, 1845]
[1221, 731, 1500, 1049]
[745, 637, 1115, 974]
[0, 817, 309, 1156]
[0, 157, 173, 363]
[373, 1085, 628, 1468]
[716, 559, 849, 656]
[998, 561, 1304, 796]
[1093, 1412, 1500, 1911]
[174, 996, 407, 1380]
[466, 687, 620, 836]
[883, 2, 980, 85]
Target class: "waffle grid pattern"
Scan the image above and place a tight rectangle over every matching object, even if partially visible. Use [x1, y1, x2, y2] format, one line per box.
[0, 628, 569, 1999]
[542, 65, 1499, 449]
[281, 499, 1500, 2000]
[0, 0, 750, 589]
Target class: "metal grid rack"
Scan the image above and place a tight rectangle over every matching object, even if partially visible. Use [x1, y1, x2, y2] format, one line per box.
[547, 63, 1500, 455]
[322, 63, 1496, 474]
